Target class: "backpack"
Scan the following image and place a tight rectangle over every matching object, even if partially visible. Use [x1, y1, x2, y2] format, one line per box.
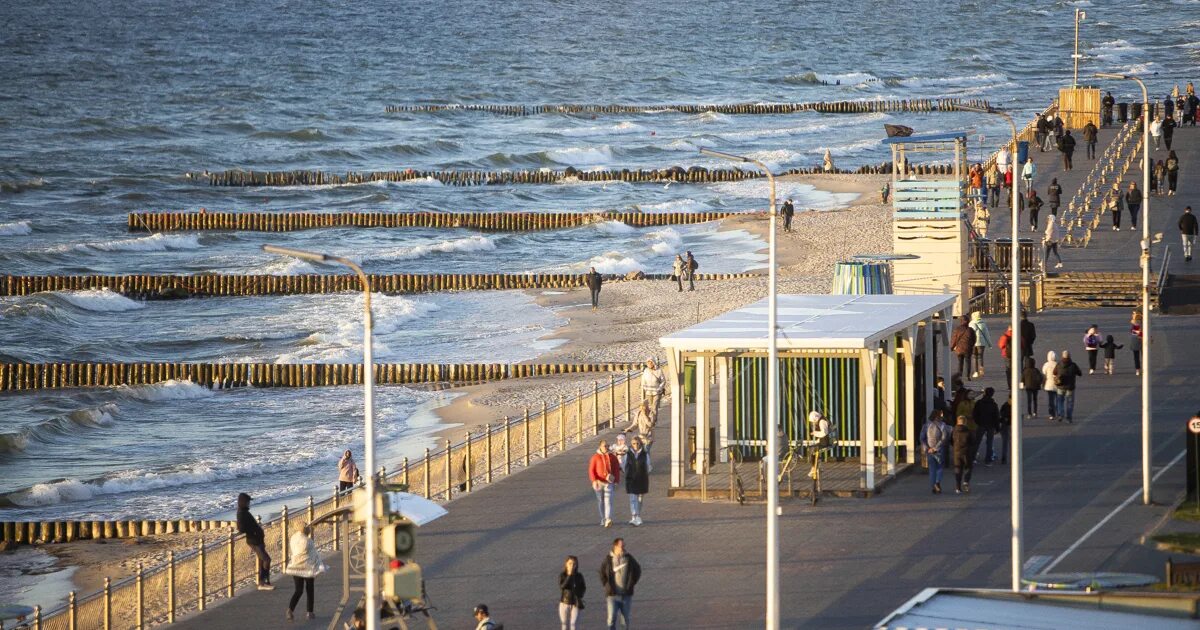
[820, 418, 839, 446]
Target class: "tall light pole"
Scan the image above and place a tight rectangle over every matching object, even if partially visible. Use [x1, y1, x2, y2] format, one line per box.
[263, 245, 381, 629]
[960, 105, 1022, 591]
[1072, 9, 1086, 88]
[1095, 72, 1152, 505]
[699, 148, 779, 628]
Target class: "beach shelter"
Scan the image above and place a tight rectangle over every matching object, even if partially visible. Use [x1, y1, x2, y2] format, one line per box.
[658, 293, 955, 495]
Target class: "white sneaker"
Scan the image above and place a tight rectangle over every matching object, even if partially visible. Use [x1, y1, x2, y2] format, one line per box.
[257, 583, 275, 591]
[633, 517, 643, 526]
[604, 519, 612, 528]
[1089, 369, 1094, 375]
[1055, 262, 1063, 268]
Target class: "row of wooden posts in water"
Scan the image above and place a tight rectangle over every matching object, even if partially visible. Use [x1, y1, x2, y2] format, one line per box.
[0, 519, 235, 544]
[193, 161, 960, 187]
[128, 209, 755, 232]
[384, 98, 993, 116]
[0, 361, 642, 391]
[2, 271, 759, 298]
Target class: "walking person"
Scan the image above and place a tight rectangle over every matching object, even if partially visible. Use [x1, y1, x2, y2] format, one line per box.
[1107, 184, 1124, 230]
[1163, 115, 1177, 151]
[684, 251, 699, 291]
[1022, 157, 1036, 191]
[284, 525, 326, 621]
[922, 410, 950, 494]
[599, 538, 641, 630]
[1100, 335, 1124, 375]
[952, 415, 974, 494]
[950, 315, 976, 380]
[338, 450, 359, 492]
[1035, 115, 1049, 152]
[1020, 310, 1037, 364]
[623, 399, 656, 445]
[998, 324, 1013, 386]
[781, 198, 795, 232]
[987, 167, 1000, 208]
[973, 387, 1001, 465]
[1130, 311, 1143, 376]
[969, 311, 991, 379]
[1125, 182, 1142, 231]
[589, 441, 619, 528]
[1047, 176, 1063, 215]
[1102, 91, 1115, 126]
[1154, 160, 1166, 195]
[1083, 120, 1098, 159]
[586, 266, 603, 311]
[998, 396, 1012, 464]
[1180, 206, 1197, 262]
[1083, 325, 1102, 374]
[640, 358, 665, 422]
[1059, 129, 1076, 170]
[558, 556, 586, 630]
[1053, 350, 1083, 424]
[672, 254, 685, 291]
[1020, 357, 1042, 419]
[997, 146, 1010, 178]
[1043, 217, 1063, 269]
[1150, 115, 1163, 150]
[624, 437, 650, 526]
[1028, 190, 1044, 232]
[473, 604, 499, 630]
[1042, 351, 1059, 422]
[236, 493, 274, 590]
[1166, 150, 1180, 195]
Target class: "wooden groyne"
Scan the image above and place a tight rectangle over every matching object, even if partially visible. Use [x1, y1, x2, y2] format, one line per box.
[128, 210, 755, 233]
[0, 519, 234, 544]
[0, 361, 641, 391]
[384, 98, 992, 116]
[191, 161, 957, 188]
[2, 271, 759, 298]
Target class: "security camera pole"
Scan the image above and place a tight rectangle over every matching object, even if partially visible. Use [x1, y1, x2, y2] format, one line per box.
[1095, 72, 1152, 505]
[262, 245, 381, 629]
[699, 147, 779, 628]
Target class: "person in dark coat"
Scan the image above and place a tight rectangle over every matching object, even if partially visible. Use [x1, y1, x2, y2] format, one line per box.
[1102, 92, 1115, 126]
[1082, 121, 1098, 159]
[558, 555, 586, 630]
[1162, 115, 1177, 151]
[585, 266, 603, 311]
[1020, 311, 1036, 363]
[684, 251, 699, 291]
[972, 387, 1001, 465]
[1166, 150, 1181, 195]
[951, 415, 974, 494]
[1053, 351, 1083, 423]
[623, 437, 650, 526]
[599, 538, 641, 629]
[1059, 130, 1076, 170]
[951, 316, 976, 380]
[1020, 356, 1042, 419]
[1028, 190, 1044, 232]
[1179, 206, 1197, 262]
[781, 198, 795, 232]
[236, 493, 274, 589]
[1046, 178, 1062, 217]
[1125, 182, 1142, 231]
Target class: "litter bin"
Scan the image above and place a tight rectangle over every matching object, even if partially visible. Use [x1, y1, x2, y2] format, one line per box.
[1130, 102, 1143, 122]
[1118, 102, 1129, 123]
[683, 361, 696, 403]
[687, 426, 717, 471]
[1016, 141, 1029, 169]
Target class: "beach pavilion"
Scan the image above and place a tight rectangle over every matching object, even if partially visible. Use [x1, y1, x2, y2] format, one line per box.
[659, 293, 956, 498]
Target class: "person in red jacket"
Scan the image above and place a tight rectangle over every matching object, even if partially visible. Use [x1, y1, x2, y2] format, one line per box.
[997, 325, 1014, 387]
[589, 441, 620, 528]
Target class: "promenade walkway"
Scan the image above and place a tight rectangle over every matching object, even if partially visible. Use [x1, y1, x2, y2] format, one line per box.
[174, 306, 1198, 629]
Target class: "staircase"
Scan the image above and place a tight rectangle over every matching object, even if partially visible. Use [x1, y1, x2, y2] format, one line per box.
[1041, 272, 1158, 309]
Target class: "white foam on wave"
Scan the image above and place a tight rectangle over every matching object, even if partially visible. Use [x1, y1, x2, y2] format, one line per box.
[545, 145, 615, 166]
[559, 121, 646, 137]
[577, 251, 645, 274]
[635, 198, 711, 214]
[898, 73, 1006, 87]
[57, 288, 144, 312]
[118, 379, 215, 402]
[276, 293, 441, 363]
[0, 220, 32, 236]
[88, 233, 202, 252]
[646, 227, 684, 256]
[664, 138, 699, 151]
[715, 112, 888, 140]
[811, 71, 882, 86]
[594, 220, 637, 235]
[368, 235, 496, 262]
[0, 404, 119, 456]
[1090, 39, 1146, 60]
[708, 180, 858, 210]
[805, 137, 881, 156]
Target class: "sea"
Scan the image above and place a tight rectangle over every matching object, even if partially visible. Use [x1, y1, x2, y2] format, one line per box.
[0, 0, 1196, 603]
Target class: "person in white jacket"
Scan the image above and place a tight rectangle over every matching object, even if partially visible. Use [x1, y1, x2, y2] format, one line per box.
[1043, 217, 1063, 269]
[968, 311, 992, 378]
[640, 359, 665, 422]
[1150, 116, 1163, 149]
[1022, 158, 1036, 190]
[1041, 351, 1059, 422]
[284, 526, 326, 621]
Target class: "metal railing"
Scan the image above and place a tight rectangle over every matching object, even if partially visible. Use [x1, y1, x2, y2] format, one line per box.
[16, 369, 643, 630]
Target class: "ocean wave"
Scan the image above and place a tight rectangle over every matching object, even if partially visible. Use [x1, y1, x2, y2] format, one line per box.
[1090, 39, 1146, 60]
[594, 220, 637, 235]
[117, 379, 215, 402]
[74, 233, 202, 253]
[558, 121, 647, 137]
[782, 71, 882, 87]
[714, 112, 888, 140]
[0, 178, 46, 194]
[634, 198, 711, 214]
[250, 128, 332, 141]
[368, 235, 496, 262]
[898, 73, 1006, 87]
[577, 251, 645, 274]
[646, 227, 684, 256]
[0, 405, 119, 457]
[0, 220, 32, 235]
[544, 145, 615, 166]
[57, 289, 144, 312]
[276, 294, 441, 363]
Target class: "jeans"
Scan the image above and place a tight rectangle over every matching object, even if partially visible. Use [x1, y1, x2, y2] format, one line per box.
[972, 347, 986, 375]
[1112, 209, 1122, 228]
[1063, 151, 1073, 170]
[1024, 389, 1038, 415]
[1045, 390, 1058, 417]
[1133, 349, 1141, 371]
[644, 390, 662, 423]
[559, 602, 580, 630]
[956, 353, 970, 379]
[1129, 206, 1140, 228]
[629, 493, 643, 520]
[1087, 140, 1096, 159]
[999, 427, 1010, 463]
[928, 451, 944, 488]
[686, 270, 696, 291]
[983, 427, 996, 462]
[595, 483, 613, 523]
[590, 289, 600, 308]
[1056, 388, 1075, 421]
[606, 595, 632, 629]
[247, 543, 271, 585]
[1183, 234, 1195, 259]
[1044, 242, 1062, 265]
[289, 576, 314, 613]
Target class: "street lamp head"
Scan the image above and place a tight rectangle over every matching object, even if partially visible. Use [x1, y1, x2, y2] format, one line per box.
[698, 147, 750, 163]
[262, 244, 330, 264]
[1094, 72, 1130, 80]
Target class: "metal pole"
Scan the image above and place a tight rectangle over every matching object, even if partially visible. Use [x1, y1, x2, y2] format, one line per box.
[198, 541, 206, 611]
[103, 577, 111, 630]
[1073, 9, 1081, 88]
[136, 562, 144, 630]
[68, 591, 76, 630]
[1136, 76, 1152, 505]
[168, 550, 176, 623]
[1004, 112, 1024, 594]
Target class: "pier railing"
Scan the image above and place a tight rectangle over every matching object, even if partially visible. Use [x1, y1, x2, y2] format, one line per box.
[1060, 120, 1139, 248]
[17, 369, 646, 630]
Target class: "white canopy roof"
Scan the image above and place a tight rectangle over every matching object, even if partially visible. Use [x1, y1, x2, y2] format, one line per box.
[659, 294, 955, 351]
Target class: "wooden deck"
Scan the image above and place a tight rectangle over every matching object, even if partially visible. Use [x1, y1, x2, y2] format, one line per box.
[667, 460, 909, 501]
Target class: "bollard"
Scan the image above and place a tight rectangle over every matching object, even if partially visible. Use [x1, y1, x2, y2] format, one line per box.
[33, 606, 40, 630]
[168, 551, 176, 623]
[465, 431, 473, 492]
[68, 591, 76, 630]
[308, 495, 315, 523]
[402, 457, 409, 488]
[198, 541, 207, 611]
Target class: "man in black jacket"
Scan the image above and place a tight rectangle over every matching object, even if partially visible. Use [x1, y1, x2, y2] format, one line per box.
[781, 198, 795, 232]
[600, 538, 641, 629]
[1053, 351, 1083, 423]
[972, 387, 1001, 465]
[1125, 183, 1142, 231]
[1059, 130, 1077, 171]
[585, 266, 603, 311]
[1163, 115, 1177, 151]
[1020, 311, 1036, 363]
[236, 492, 274, 589]
[1082, 121, 1099, 159]
[684, 251, 699, 291]
[1102, 92, 1115, 126]
[1180, 206, 1198, 262]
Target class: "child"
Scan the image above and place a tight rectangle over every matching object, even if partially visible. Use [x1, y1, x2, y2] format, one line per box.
[1083, 325, 1102, 374]
[1100, 335, 1123, 375]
